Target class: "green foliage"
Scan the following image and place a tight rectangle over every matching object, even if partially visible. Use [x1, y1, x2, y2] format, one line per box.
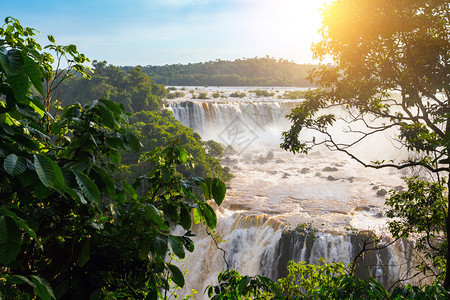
[207, 263, 450, 299]
[0, 17, 226, 299]
[276, 258, 347, 298]
[250, 89, 274, 97]
[273, 259, 450, 299]
[229, 92, 246, 98]
[196, 92, 208, 99]
[282, 90, 307, 100]
[124, 110, 233, 182]
[57, 60, 166, 113]
[203, 140, 224, 159]
[386, 177, 447, 281]
[133, 56, 315, 87]
[166, 91, 185, 99]
[207, 269, 282, 300]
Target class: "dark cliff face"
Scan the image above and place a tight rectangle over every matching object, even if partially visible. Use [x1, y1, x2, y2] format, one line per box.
[263, 228, 416, 289]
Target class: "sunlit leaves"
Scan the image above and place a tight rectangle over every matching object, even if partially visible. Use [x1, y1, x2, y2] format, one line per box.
[23, 55, 44, 96]
[0, 48, 23, 76]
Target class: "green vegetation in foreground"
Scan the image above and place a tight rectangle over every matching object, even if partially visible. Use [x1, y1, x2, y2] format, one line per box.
[125, 56, 315, 87]
[0, 17, 226, 299]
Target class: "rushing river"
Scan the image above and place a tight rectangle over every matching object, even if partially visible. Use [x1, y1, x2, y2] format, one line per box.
[165, 87, 421, 298]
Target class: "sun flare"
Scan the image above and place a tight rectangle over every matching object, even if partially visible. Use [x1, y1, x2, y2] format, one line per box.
[244, 0, 333, 62]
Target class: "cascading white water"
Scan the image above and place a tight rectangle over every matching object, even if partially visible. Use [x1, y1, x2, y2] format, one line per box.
[166, 98, 301, 150]
[164, 88, 423, 298]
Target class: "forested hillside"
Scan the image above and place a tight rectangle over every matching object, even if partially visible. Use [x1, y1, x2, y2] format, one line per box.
[125, 56, 315, 87]
[56, 61, 232, 182]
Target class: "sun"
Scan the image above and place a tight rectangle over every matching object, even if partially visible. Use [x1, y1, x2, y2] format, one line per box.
[244, 0, 333, 62]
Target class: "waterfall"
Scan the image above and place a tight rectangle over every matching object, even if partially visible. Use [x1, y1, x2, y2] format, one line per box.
[164, 89, 424, 298]
[166, 99, 300, 150]
[174, 213, 419, 299]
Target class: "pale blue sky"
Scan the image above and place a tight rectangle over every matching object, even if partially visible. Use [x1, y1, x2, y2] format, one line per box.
[3, 0, 330, 66]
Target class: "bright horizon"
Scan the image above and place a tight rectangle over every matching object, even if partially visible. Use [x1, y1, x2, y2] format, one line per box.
[3, 0, 332, 66]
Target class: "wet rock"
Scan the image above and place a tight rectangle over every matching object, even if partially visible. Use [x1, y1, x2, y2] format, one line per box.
[224, 145, 236, 156]
[355, 206, 371, 212]
[266, 150, 274, 160]
[275, 159, 285, 163]
[256, 156, 267, 164]
[315, 172, 321, 177]
[374, 212, 384, 218]
[242, 153, 253, 163]
[269, 171, 277, 175]
[300, 168, 310, 174]
[376, 188, 388, 196]
[327, 175, 337, 181]
[282, 172, 290, 178]
[323, 166, 338, 172]
[222, 156, 238, 165]
[394, 186, 403, 192]
[372, 185, 379, 190]
[348, 177, 354, 183]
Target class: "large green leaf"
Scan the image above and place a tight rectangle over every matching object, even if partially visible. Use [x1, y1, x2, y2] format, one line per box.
[23, 56, 44, 96]
[212, 178, 226, 206]
[200, 203, 217, 229]
[30, 275, 55, 300]
[168, 235, 185, 259]
[126, 131, 141, 152]
[76, 240, 90, 267]
[33, 154, 65, 191]
[0, 215, 22, 264]
[153, 236, 168, 256]
[199, 178, 213, 200]
[7, 71, 29, 102]
[167, 263, 185, 288]
[122, 182, 137, 200]
[4, 153, 27, 175]
[99, 98, 122, 115]
[178, 148, 188, 163]
[144, 205, 168, 231]
[0, 48, 24, 76]
[93, 166, 115, 196]
[0, 208, 43, 249]
[97, 105, 115, 129]
[179, 207, 191, 230]
[73, 171, 100, 203]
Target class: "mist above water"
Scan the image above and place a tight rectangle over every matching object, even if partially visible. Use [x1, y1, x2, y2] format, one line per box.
[165, 87, 420, 298]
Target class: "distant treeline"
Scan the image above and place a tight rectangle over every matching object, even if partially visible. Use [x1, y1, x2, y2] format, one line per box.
[122, 56, 316, 87]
